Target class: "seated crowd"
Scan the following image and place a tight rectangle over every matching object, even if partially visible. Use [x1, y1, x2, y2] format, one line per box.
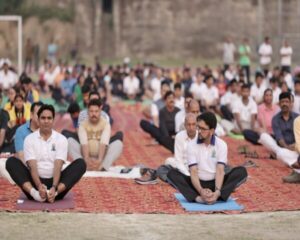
[0, 54, 300, 206]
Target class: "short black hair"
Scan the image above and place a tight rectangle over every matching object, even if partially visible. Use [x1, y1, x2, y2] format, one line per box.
[21, 77, 32, 85]
[163, 90, 174, 100]
[14, 94, 24, 101]
[269, 77, 279, 84]
[81, 84, 90, 94]
[197, 112, 217, 130]
[161, 80, 170, 88]
[184, 92, 194, 99]
[89, 91, 100, 99]
[241, 83, 251, 90]
[174, 83, 182, 90]
[88, 98, 102, 108]
[279, 92, 292, 101]
[263, 88, 273, 96]
[67, 102, 80, 114]
[30, 101, 43, 113]
[294, 80, 300, 85]
[37, 104, 55, 118]
[255, 72, 264, 79]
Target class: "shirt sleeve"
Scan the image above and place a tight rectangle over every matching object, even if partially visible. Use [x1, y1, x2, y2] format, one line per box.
[294, 117, 300, 153]
[159, 110, 169, 136]
[78, 125, 88, 145]
[14, 127, 25, 152]
[100, 122, 111, 145]
[24, 136, 36, 162]
[251, 101, 258, 114]
[187, 142, 197, 167]
[150, 103, 159, 117]
[55, 136, 68, 162]
[216, 141, 228, 165]
[272, 115, 284, 142]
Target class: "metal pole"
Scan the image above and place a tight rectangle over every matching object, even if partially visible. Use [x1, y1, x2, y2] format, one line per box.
[18, 16, 22, 75]
[258, 0, 263, 45]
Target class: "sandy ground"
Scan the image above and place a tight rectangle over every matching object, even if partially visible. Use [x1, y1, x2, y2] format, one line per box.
[0, 211, 300, 240]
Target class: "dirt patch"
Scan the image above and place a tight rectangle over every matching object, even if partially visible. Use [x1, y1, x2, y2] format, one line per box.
[0, 211, 299, 240]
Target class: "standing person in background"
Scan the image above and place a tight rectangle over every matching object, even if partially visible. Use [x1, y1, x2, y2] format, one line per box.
[24, 38, 34, 74]
[47, 39, 58, 64]
[259, 37, 273, 77]
[239, 38, 251, 83]
[223, 37, 236, 71]
[280, 39, 293, 73]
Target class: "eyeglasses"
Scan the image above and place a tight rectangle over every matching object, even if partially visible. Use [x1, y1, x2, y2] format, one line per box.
[197, 126, 210, 131]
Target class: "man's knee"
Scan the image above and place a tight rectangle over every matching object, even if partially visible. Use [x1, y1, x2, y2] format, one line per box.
[6, 156, 19, 171]
[73, 158, 87, 174]
[231, 166, 248, 181]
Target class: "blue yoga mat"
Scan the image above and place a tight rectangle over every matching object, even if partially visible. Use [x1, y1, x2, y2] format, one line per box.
[175, 193, 244, 211]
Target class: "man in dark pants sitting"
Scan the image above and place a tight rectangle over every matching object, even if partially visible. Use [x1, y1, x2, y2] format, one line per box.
[167, 112, 247, 204]
[6, 104, 86, 203]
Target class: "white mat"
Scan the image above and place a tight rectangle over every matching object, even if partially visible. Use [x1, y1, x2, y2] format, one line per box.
[83, 166, 142, 179]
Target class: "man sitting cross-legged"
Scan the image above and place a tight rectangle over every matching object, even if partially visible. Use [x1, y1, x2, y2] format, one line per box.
[68, 99, 123, 171]
[6, 104, 86, 203]
[167, 112, 247, 204]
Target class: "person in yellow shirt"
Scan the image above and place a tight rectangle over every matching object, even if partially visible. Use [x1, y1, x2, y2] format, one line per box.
[8, 94, 31, 128]
[4, 87, 17, 112]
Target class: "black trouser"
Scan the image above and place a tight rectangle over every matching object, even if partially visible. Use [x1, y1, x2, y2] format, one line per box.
[167, 166, 247, 202]
[243, 129, 260, 145]
[6, 157, 86, 200]
[140, 120, 174, 153]
[241, 65, 251, 84]
[220, 105, 234, 121]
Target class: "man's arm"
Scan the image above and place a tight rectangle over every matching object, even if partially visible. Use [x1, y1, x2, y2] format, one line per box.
[159, 111, 169, 136]
[27, 160, 47, 199]
[250, 114, 256, 129]
[234, 113, 243, 132]
[0, 128, 5, 148]
[48, 159, 64, 203]
[190, 166, 212, 201]
[206, 164, 224, 204]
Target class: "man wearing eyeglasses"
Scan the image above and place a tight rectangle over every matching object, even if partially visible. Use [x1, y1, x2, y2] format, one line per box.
[167, 112, 247, 204]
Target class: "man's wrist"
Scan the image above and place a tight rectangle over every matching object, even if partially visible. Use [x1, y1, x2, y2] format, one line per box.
[51, 184, 57, 191]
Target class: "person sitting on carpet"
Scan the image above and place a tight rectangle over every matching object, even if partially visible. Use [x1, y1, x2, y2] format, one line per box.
[68, 99, 123, 171]
[6, 104, 86, 203]
[243, 88, 279, 145]
[0, 91, 10, 153]
[140, 90, 180, 153]
[167, 112, 247, 204]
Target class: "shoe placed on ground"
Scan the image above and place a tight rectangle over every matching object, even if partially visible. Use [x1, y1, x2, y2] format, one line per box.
[135, 168, 158, 185]
[245, 151, 259, 159]
[282, 171, 300, 183]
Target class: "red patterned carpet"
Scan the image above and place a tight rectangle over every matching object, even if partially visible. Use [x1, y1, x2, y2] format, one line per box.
[1, 101, 300, 214]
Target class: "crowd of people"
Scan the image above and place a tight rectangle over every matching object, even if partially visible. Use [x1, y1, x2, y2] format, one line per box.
[0, 36, 300, 205]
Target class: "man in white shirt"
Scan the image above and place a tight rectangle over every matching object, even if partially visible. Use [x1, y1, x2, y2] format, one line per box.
[6, 104, 86, 202]
[220, 79, 240, 121]
[167, 112, 247, 203]
[280, 40, 293, 73]
[258, 36, 273, 77]
[150, 68, 165, 101]
[0, 61, 18, 90]
[223, 37, 236, 70]
[221, 84, 257, 134]
[250, 72, 267, 104]
[190, 73, 206, 101]
[175, 95, 196, 133]
[123, 69, 140, 100]
[201, 75, 219, 112]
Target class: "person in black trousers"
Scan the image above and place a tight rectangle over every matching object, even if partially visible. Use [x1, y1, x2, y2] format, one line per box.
[167, 112, 247, 203]
[6, 104, 86, 203]
[140, 91, 180, 153]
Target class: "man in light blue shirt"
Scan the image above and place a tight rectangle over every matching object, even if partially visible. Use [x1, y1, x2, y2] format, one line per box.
[14, 102, 43, 162]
